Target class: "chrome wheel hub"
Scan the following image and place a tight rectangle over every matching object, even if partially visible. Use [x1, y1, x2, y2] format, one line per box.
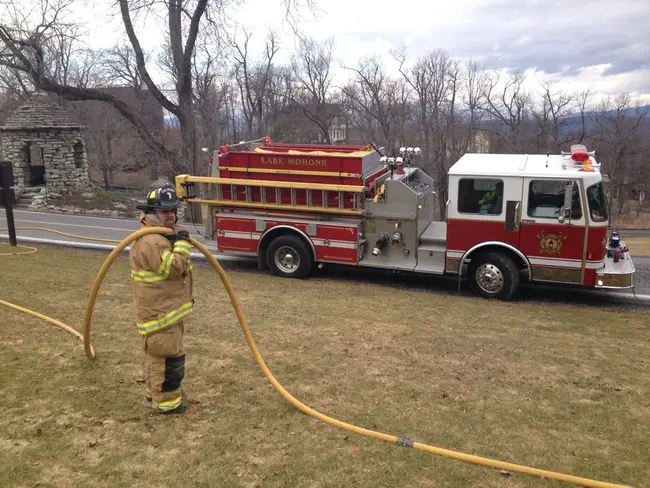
[275, 246, 300, 273]
[476, 263, 504, 294]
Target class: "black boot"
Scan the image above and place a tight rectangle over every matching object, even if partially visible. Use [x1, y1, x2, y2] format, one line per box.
[161, 402, 196, 415]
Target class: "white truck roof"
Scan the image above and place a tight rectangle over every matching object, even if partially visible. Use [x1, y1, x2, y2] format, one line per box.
[448, 153, 603, 184]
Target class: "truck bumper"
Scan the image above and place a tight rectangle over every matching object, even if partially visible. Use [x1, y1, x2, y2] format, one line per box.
[594, 249, 635, 289]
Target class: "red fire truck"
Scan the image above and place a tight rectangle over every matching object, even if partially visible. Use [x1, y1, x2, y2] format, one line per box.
[175, 139, 635, 300]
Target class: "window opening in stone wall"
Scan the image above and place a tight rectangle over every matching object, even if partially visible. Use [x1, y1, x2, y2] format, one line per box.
[28, 143, 45, 186]
[73, 140, 84, 169]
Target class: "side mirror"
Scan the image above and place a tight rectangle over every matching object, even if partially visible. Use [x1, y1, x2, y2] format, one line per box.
[559, 182, 573, 223]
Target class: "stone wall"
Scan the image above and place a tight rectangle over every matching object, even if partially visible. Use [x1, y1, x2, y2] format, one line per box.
[1, 128, 89, 195]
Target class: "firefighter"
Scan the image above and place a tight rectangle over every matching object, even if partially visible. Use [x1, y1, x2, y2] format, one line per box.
[479, 181, 503, 214]
[130, 184, 196, 415]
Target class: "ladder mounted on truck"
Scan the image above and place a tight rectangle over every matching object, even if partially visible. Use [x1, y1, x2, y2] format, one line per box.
[175, 174, 366, 216]
[175, 138, 388, 217]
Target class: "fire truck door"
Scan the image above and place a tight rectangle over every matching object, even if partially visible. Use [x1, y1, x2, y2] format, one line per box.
[519, 178, 587, 284]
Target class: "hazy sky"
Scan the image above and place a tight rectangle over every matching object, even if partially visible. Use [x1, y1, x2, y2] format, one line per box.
[49, 0, 650, 103]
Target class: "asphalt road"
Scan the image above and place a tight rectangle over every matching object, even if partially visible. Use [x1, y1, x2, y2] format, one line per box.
[0, 208, 211, 247]
[2, 209, 649, 306]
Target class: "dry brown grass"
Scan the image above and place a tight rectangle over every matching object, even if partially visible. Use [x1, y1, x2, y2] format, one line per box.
[622, 236, 650, 257]
[0, 247, 648, 488]
[611, 212, 650, 229]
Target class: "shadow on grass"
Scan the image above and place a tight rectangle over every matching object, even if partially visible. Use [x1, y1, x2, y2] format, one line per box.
[210, 258, 650, 313]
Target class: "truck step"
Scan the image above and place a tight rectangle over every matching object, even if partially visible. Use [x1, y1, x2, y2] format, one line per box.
[414, 244, 446, 274]
[417, 243, 446, 253]
[419, 221, 447, 246]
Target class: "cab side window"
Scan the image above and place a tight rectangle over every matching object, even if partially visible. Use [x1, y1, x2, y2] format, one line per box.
[458, 178, 504, 215]
[528, 180, 582, 219]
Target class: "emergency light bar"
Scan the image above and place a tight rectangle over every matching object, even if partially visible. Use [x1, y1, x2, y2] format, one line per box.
[560, 144, 596, 159]
[571, 144, 589, 161]
[560, 144, 599, 171]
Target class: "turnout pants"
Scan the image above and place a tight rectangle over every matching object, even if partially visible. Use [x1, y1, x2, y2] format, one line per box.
[142, 321, 185, 412]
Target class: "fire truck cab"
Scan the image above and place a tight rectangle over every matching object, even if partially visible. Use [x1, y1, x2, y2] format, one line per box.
[175, 140, 635, 300]
[445, 146, 633, 299]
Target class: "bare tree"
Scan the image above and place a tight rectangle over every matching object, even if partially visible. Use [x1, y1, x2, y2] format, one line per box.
[0, 65, 31, 100]
[628, 138, 650, 209]
[283, 36, 337, 143]
[458, 60, 490, 143]
[483, 70, 534, 152]
[593, 94, 648, 214]
[341, 55, 410, 152]
[0, 84, 25, 123]
[262, 64, 301, 141]
[99, 44, 150, 91]
[541, 80, 575, 150]
[230, 28, 280, 139]
[192, 42, 233, 150]
[0, 0, 181, 172]
[0, 0, 315, 176]
[117, 0, 218, 175]
[572, 87, 593, 145]
[530, 80, 580, 153]
[79, 102, 129, 187]
[394, 48, 469, 218]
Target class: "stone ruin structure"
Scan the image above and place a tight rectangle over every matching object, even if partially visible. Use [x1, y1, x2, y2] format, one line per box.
[0, 91, 89, 196]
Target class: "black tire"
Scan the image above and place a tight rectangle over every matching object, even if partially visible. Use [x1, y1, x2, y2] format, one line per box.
[266, 234, 313, 278]
[467, 251, 520, 300]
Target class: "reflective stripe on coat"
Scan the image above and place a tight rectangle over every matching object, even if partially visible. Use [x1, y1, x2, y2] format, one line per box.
[129, 213, 194, 336]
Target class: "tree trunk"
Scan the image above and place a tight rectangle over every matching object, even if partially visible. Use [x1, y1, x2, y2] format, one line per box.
[179, 105, 196, 174]
[149, 158, 158, 181]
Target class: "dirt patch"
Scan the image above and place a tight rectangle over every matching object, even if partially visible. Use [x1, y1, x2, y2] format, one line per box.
[45, 187, 142, 213]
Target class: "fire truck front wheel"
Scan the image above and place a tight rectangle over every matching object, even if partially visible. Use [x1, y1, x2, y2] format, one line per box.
[467, 251, 520, 300]
[266, 234, 313, 278]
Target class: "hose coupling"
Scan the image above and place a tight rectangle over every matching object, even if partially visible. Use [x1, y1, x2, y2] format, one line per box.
[396, 437, 414, 447]
[372, 233, 390, 256]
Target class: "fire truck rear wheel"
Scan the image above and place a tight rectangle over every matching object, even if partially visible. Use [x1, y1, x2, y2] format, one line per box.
[266, 234, 313, 278]
[468, 251, 520, 300]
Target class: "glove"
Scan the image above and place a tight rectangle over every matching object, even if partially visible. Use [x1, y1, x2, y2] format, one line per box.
[163, 233, 178, 244]
[176, 230, 190, 242]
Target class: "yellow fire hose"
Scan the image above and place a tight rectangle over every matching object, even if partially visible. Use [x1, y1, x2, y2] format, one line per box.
[0, 226, 633, 488]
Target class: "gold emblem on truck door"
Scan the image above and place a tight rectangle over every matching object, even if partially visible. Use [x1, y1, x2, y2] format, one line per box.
[537, 231, 566, 255]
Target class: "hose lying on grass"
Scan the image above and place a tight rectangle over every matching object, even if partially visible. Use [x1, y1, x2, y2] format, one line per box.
[0, 226, 634, 488]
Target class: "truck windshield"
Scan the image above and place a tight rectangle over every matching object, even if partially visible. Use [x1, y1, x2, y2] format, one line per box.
[586, 182, 609, 222]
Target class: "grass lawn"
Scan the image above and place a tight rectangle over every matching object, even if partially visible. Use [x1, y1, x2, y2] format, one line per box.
[0, 247, 648, 488]
[623, 236, 650, 257]
[611, 212, 650, 230]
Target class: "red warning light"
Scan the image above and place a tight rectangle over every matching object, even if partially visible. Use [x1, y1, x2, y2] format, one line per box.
[570, 144, 589, 162]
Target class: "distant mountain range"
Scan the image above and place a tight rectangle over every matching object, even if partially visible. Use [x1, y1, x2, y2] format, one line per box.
[629, 105, 650, 118]
[163, 105, 650, 134]
[559, 104, 650, 136]
[164, 114, 180, 129]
